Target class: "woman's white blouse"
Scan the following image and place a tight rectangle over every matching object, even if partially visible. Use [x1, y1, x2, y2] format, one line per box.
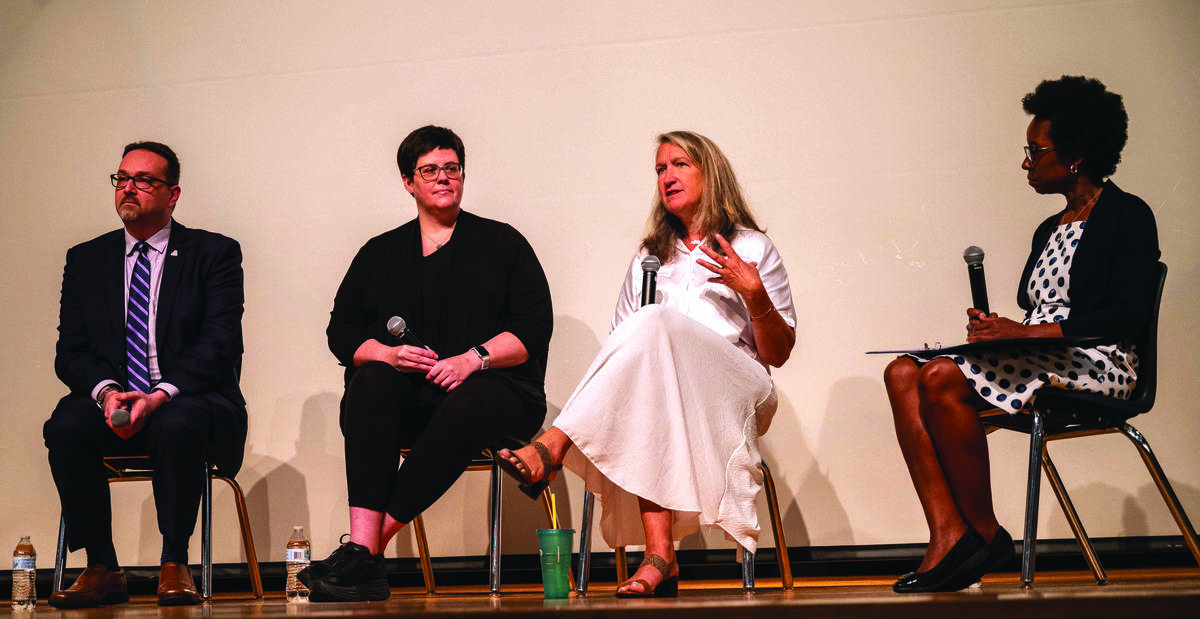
[612, 228, 796, 361]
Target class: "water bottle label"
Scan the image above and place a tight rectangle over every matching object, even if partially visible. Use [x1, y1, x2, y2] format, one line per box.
[12, 557, 35, 570]
[286, 548, 310, 563]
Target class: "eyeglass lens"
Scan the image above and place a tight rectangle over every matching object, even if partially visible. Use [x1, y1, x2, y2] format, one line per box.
[417, 164, 462, 181]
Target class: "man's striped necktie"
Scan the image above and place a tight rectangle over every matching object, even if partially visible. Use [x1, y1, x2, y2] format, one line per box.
[126, 241, 153, 393]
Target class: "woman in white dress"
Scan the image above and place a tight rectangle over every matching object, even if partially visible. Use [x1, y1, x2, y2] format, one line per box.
[498, 131, 796, 597]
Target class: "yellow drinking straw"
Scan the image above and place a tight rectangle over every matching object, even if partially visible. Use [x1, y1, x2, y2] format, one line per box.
[550, 492, 559, 529]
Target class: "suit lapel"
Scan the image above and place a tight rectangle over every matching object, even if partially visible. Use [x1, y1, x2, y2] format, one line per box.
[156, 221, 187, 353]
[107, 231, 127, 341]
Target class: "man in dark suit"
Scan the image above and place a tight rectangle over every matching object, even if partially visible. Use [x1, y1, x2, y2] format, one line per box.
[45, 142, 247, 608]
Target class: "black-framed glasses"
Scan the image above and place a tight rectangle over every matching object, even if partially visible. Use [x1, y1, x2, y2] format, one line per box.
[414, 163, 463, 182]
[110, 173, 169, 191]
[1023, 145, 1055, 164]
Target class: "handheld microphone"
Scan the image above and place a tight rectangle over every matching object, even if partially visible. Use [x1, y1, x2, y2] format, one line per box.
[963, 246, 989, 315]
[111, 404, 131, 428]
[387, 316, 427, 349]
[640, 256, 661, 308]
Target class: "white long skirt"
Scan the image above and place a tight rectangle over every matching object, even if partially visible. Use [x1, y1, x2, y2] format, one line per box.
[555, 305, 777, 552]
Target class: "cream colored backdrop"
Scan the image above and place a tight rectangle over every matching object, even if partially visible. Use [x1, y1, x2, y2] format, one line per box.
[2, 0, 1197, 567]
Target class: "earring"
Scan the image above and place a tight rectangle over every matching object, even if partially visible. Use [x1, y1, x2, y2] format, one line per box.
[1069, 164, 1078, 174]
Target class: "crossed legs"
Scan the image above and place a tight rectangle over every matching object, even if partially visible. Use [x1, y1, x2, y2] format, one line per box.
[498, 428, 678, 594]
[884, 357, 1001, 572]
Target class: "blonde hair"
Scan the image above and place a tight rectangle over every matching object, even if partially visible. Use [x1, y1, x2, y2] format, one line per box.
[642, 131, 762, 263]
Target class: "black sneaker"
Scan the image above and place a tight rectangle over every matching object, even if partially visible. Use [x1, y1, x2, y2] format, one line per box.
[297, 534, 353, 587]
[307, 542, 389, 602]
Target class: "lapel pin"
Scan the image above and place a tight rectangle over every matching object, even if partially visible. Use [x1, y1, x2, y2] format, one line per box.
[170, 250, 179, 256]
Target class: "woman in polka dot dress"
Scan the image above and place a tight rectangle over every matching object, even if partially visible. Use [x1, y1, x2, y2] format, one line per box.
[883, 76, 1161, 594]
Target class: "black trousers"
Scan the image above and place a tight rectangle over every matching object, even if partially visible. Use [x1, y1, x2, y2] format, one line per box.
[43, 392, 244, 557]
[342, 362, 545, 523]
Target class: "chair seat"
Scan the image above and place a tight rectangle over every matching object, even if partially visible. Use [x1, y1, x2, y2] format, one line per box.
[1029, 386, 1148, 425]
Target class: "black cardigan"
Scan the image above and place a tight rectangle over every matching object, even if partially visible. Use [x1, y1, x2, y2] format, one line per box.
[327, 211, 553, 406]
[1017, 181, 1160, 340]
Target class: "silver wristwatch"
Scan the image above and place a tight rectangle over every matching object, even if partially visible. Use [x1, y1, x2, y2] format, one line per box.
[471, 345, 491, 370]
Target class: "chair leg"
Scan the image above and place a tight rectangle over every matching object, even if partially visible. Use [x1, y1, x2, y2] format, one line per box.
[411, 514, 436, 593]
[53, 515, 68, 592]
[1041, 450, 1107, 584]
[577, 490, 595, 594]
[538, 486, 575, 591]
[1020, 409, 1047, 587]
[201, 464, 213, 600]
[740, 545, 755, 592]
[488, 460, 502, 595]
[615, 547, 629, 584]
[1119, 424, 1200, 566]
[213, 474, 264, 598]
[760, 460, 793, 590]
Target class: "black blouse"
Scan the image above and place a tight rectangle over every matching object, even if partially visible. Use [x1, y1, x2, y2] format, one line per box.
[327, 210, 553, 407]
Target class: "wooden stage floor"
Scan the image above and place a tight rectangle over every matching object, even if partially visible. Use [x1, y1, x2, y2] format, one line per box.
[9, 567, 1198, 618]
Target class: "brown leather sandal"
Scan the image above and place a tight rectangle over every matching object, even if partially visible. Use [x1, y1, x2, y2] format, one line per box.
[494, 440, 562, 499]
[615, 553, 679, 598]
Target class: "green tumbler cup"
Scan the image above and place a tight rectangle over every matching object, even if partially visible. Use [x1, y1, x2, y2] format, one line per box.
[536, 528, 575, 599]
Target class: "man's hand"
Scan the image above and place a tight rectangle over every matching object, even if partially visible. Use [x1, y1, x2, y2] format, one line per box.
[108, 390, 170, 439]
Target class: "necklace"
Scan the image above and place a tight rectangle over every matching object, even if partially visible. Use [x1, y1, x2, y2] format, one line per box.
[421, 224, 455, 250]
[1059, 188, 1103, 225]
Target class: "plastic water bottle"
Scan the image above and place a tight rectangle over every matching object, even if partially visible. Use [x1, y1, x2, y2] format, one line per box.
[285, 526, 311, 603]
[11, 536, 36, 610]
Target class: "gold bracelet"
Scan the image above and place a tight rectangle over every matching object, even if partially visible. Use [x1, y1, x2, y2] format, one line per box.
[749, 306, 776, 321]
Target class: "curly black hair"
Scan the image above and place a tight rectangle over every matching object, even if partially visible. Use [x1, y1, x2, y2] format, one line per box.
[1021, 76, 1127, 183]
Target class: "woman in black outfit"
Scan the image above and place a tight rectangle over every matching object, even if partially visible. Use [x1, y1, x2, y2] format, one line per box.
[883, 76, 1159, 593]
[301, 125, 553, 602]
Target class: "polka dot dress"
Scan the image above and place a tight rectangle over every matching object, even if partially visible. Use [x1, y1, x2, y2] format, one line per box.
[920, 221, 1138, 413]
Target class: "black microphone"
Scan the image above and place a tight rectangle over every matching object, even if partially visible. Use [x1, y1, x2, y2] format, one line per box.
[963, 246, 989, 315]
[640, 256, 661, 307]
[387, 316, 427, 349]
[111, 403, 131, 428]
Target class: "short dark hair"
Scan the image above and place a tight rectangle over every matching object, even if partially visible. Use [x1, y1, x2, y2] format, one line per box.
[396, 125, 465, 180]
[1021, 76, 1127, 183]
[122, 141, 181, 186]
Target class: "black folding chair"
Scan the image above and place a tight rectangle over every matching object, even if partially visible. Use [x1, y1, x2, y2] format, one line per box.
[981, 262, 1200, 586]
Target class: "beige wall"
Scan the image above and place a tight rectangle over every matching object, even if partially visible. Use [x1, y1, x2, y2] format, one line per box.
[2, 0, 1197, 567]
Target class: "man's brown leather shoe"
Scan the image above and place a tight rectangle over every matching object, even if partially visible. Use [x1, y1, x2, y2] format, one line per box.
[49, 564, 129, 609]
[158, 561, 201, 606]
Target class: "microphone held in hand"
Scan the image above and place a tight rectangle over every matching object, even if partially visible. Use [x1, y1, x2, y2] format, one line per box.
[111, 404, 131, 428]
[640, 256, 661, 308]
[962, 246, 989, 316]
[387, 316, 427, 349]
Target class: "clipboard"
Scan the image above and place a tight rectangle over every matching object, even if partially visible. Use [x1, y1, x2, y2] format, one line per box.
[866, 336, 1113, 356]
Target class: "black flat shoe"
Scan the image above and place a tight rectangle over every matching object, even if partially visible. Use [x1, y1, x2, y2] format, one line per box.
[893, 528, 988, 593]
[944, 526, 1014, 591]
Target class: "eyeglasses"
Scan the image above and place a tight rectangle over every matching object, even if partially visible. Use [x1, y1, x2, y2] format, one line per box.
[1023, 145, 1055, 165]
[110, 174, 169, 191]
[414, 163, 463, 182]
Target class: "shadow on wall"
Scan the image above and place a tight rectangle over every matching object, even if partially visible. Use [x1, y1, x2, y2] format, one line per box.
[1034, 480, 1200, 538]
[243, 392, 345, 559]
[1131, 481, 1200, 537]
[755, 385, 854, 549]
